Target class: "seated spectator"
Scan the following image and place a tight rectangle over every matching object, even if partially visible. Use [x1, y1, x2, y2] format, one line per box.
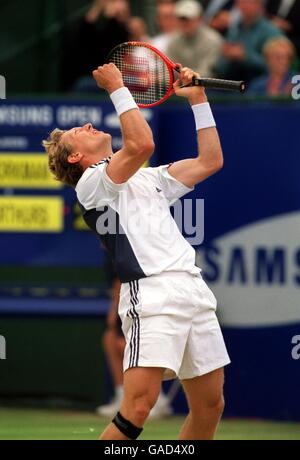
[62, 0, 130, 91]
[150, 1, 177, 54]
[166, 0, 223, 77]
[201, 0, 240, 35]
[85, 0, 105, 24]
[265, 0, 300, 58]
[216, 0, 283, 83]
[248, 36, 296, 96]
[128, 16, 149, 42]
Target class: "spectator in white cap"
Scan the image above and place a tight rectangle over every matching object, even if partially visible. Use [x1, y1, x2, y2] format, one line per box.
[166, 0, 224, 77]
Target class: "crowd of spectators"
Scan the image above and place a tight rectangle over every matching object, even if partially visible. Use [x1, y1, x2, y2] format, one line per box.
[63, 0, 300, 97]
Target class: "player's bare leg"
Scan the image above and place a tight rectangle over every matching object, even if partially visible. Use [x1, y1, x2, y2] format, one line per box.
[99, 367, 164, 440]
[178, 367, 225, 440]
[102, 328, 125, 388]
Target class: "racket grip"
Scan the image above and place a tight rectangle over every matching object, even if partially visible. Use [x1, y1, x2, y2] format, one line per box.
[193, 77, 246, 93]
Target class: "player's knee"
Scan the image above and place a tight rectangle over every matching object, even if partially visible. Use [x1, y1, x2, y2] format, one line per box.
[123, 393, 157, 425]
[207, 395, 225, 417]
[133, 391, 159, 421]
[191, 394, 225, 419]
[213, 395, 225, 418]
[133, 400, 151, 424]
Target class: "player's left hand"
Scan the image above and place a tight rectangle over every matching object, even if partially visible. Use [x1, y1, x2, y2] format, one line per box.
[173, 66, 207, 104]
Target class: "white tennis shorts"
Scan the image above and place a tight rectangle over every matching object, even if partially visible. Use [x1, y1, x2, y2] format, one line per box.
[118, 272, 230, 380]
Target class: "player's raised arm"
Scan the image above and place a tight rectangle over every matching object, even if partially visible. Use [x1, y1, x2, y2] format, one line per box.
[167, 67, 223, 188]
[93, 63, 155, 184]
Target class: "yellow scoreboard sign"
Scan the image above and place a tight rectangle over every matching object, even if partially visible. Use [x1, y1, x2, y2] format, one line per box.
[0, 153, 61, 189]
[0, 196, 63, 232]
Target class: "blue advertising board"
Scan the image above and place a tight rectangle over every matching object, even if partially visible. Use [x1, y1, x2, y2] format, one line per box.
[156, 101, 300, 420]
[0, 97, 300, 420]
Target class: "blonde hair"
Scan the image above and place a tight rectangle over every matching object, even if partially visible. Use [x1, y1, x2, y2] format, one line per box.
[42, 128, 83, 187]
[263, 36, 296, 59]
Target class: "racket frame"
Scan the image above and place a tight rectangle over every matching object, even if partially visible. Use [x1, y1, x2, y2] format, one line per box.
[108, 41, 246, 108]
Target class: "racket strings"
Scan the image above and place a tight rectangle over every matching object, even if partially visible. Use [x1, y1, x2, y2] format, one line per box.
[109, 45, 171, 106]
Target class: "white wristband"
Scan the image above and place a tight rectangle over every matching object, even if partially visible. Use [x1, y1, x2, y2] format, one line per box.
[110, 87, 138, 117]
[192, 102, 216, 131]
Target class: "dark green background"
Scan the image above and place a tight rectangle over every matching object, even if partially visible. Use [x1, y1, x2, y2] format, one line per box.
[0, 0, 156, 94]
[0, 316, 107, 407]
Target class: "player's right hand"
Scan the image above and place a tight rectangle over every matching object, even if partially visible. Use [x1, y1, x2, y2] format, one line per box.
[93, 63, 124, 94]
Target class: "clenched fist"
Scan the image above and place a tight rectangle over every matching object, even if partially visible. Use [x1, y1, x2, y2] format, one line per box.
[173, 66, 207, 105]
[93, 63, 124, 94]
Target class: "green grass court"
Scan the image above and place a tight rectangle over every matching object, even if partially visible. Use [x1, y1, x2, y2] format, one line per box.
[0, 408, 300, 440]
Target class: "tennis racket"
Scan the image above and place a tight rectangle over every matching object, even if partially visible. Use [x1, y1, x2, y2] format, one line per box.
[107, 41, 246, 108]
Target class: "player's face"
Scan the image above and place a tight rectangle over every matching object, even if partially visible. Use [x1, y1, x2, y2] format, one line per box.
[63, 123, 112, 160]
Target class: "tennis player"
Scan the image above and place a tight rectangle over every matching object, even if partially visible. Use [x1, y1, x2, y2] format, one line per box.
[43, 62, 230, 440]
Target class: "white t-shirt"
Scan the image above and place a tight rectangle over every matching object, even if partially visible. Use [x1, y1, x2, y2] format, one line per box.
[75, 159, 201, 283]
